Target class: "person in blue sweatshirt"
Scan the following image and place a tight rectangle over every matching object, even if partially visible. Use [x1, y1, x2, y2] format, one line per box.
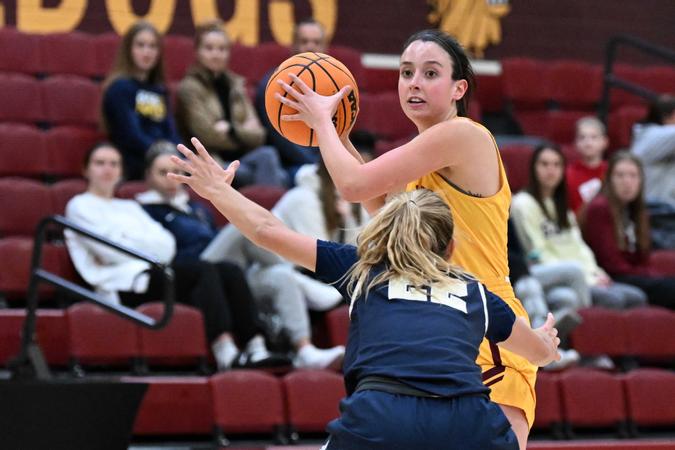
[101, 20, 180, 180]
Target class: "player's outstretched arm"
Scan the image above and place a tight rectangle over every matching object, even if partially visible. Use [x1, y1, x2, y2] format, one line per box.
[498, 313, 561, 367]
[169, 137, 318, 272]
[277, 73, 486, 203]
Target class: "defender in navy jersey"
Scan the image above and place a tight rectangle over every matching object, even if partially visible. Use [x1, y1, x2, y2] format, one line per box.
[168, 138, 561, 450]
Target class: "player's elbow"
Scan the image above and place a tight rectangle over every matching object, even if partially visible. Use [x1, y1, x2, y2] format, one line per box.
[252, 218, 278, 249]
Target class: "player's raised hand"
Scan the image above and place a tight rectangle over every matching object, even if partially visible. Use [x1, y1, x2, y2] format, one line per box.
[276, 73, 352, 130]
[168, 137, 239, 200]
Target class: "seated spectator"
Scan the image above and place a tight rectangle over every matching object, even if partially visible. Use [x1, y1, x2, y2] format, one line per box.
[65, 142, 286, 370]
[101, 20, 180, 180]
[510, 143, 647, 309]
[582, 151, 675, 309]
[254, 18, 327, 176]
[176, 20, 287, 189]
[566, 116, 608, 214]
[273, 159, 369, 246]
[507, 219, 582, 370]
[138, 145, 345, 369]
[631, 94, 675, 206]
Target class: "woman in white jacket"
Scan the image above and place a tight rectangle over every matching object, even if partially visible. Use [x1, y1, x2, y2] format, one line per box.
[66, 142, 284, 370]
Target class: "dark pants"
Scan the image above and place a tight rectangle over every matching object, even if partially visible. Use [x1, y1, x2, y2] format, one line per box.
[121, 260, 262, 344]
[324, 390, 518, 450]
[614, 274, 675, 309]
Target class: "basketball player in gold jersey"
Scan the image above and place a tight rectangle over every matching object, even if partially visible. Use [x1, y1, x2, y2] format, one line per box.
[276, 29, 537, 449]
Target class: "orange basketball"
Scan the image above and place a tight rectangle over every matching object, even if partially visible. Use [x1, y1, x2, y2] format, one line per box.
[264, 52, 359, 146]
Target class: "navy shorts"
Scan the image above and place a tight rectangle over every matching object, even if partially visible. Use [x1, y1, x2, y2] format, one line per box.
[323, 390, 518, 450]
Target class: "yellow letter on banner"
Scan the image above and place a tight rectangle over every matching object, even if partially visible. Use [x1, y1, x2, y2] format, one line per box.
[269, 0, 336, 46]
[190, 0, 258, 46]
[17, 0, 87, 33]
[106, 0, 177, 35]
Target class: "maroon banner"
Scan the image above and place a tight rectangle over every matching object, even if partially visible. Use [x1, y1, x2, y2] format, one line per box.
[0, 0, 673, 63]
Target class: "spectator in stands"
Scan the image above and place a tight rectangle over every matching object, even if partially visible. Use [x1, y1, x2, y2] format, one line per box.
[176, 20, 287, 189]
[65, 142, 287, 371]
[507, 219, 583, 370]
[273, 158, 368, 247]
[510, 143, 647, 310]
[139, 145, 345, 369]
[582, 151, 675, 309]
[631, 94, 675, 206]
[566, 116, 609, 214]
[254, 18, 328, 177]
[101, 20, 180, 180]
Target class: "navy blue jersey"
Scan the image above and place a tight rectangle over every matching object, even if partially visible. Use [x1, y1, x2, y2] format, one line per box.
[315, 240, 516, 398]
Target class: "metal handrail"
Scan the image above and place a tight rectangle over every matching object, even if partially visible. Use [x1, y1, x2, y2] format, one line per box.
[598, 34, 675, 124]
[9, 215, 175, 380]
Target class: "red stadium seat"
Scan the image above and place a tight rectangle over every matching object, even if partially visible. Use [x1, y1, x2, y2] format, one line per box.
[0, 74, 44, 123]
[187, 188, 228, 228]
[136, 303, 208, 370]
[607, 105, 648, 151]
[499, 144, 533, 193]
[371, 91, 417, 141]
[211, 370, 285, 439]
[559, 368, 626, 431]
[44, 126, 103, 178]
[545, 110, 589, 145]
[283, 369, 345, 434]
[67, 302, 141, 368]
[93, 33, 121, 78]
[649, 250, 675, 277]
[373, 136, 411, 158]
[513, 110, 550, 137]
[0, 27, 43, 75]
[561, 143, 581, 164]
[533, 372, 563, 433]
[0, 308, 69, 367]
[164, 35, 194, 82]
[502, 58, 549, 108]
[328, 45, 364, 87]
[0, 178, 53, 237]
[0, 237, 73, 302]
[569, 307, 628, 357]
[547, 60, 602, 110]
[640, 66, 675, 95]
[116, 181, 148, 200]
[624, 307, 675, 360]
[362, 67, 398, 94]
[623, 368, 675, 429]
[0, 124, 48, 177]
[51, 178, 87, 215]
[325, 305, 349, 347]
[40, 31, 97, 77]
[475, 73, 505, 113]
[231, 42, 290, 86]
[41, 75, 101, 127]
[239, 185, 287, 210]
[609, 64, 648, 111]
[124, 376, 213, 435]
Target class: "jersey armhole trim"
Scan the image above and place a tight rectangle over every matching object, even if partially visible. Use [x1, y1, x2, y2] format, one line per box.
[478, 283, 489, 337]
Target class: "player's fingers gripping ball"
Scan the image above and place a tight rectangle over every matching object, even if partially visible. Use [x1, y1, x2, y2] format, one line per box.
[264, 52, 359, 146]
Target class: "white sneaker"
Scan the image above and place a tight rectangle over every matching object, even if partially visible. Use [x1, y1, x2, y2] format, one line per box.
[212, 338, 239, 371]
[294, 344, 345, 370]
[243, 335, 272, 364]
[543, 348, 580, 371]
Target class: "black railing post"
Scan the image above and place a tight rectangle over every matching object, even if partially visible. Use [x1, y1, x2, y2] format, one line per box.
[9, 215, 175, 380]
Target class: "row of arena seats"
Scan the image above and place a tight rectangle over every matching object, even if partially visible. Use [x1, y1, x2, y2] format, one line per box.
[1, 305, 673, 440]
[1, 301, 673, 373]
[2, 27, 673, 148]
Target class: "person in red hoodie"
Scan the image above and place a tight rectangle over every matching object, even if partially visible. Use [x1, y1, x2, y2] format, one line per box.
[566, 116, 609, 214]
[581, 151, 675, 309]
